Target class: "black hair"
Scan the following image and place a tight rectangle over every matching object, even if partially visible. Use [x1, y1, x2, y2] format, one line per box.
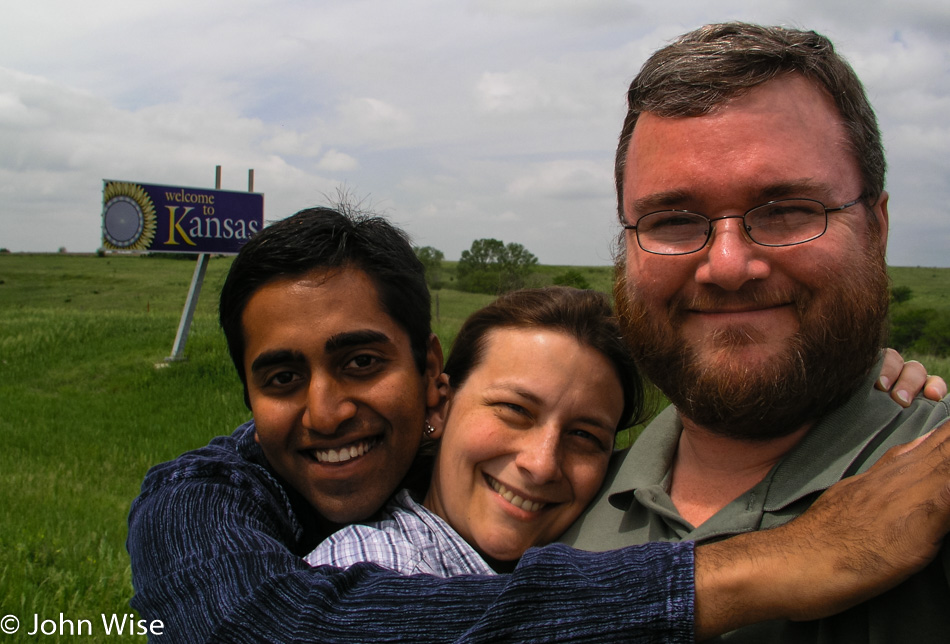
[219, 206, 431, 407]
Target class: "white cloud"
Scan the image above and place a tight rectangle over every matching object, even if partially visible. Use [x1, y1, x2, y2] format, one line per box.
[262, 129, 323, 157]
[0, 0, 947, 266]
[506, 160, 610, 200]
[470, 0, 642, 25]
[476, 72, 543, 114]
[333, 97, 413, 144]
[317, 150, 359, 172]
[0, 90, 35, 126]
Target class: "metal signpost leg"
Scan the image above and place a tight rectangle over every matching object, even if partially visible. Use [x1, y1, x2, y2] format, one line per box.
[165, 252, 210, 362]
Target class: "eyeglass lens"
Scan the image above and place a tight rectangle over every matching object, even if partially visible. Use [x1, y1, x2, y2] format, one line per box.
[637, 199, 828, 254]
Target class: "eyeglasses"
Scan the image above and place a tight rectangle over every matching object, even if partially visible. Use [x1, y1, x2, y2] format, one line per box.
[622, 197, 864, 256]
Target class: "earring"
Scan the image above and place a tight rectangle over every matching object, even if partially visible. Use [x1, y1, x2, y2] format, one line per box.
[424, 421, 436, 437]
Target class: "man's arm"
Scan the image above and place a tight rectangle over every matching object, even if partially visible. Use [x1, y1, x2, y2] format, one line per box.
[693, 418, 950, 640]
[205, 546, 695, 643]
[130, 418, 950, 643]
[128, 462, 695, 643]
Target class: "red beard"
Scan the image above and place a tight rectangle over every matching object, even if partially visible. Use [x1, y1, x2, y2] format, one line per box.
[614, 245, 890, 441]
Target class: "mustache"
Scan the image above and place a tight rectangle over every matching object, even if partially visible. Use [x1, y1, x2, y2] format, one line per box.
[669, 284, 808, 317]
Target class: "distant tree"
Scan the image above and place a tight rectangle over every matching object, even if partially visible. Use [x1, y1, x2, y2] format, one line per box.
[890, 306, 950, 357]
[0, 248, 10, 254]
[887, 307, 950, 357]
[890, 285, 913, 305]
[58, 246, 67, 254]
[552, 269, 591, 290]
[915, 314, 950, 356]
[414, 246, 445, 290]
[456, 238, 538, 294]
[889, 308, 932, 352]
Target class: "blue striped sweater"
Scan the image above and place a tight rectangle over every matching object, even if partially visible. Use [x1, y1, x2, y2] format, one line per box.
[128, 421, 694, 643]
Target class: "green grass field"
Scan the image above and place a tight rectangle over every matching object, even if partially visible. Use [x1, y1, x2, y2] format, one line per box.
[0, 253, 947, 642]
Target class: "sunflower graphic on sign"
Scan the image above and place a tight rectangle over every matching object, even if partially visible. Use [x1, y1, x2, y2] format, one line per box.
[102, 181, 157, 251]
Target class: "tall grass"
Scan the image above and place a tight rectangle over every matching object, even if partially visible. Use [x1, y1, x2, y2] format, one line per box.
[888, 266, 950, 310]
[0, 255, 246, 642]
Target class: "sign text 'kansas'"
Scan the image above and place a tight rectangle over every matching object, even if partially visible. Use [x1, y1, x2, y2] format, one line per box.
[102, 180, 264, 254]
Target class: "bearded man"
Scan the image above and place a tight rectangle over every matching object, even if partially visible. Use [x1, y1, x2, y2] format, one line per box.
[562, 22, 950, 643]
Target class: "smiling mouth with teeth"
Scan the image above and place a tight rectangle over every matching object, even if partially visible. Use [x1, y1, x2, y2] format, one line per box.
[486, 475, 547, 513]
[313, 437, 380, 464]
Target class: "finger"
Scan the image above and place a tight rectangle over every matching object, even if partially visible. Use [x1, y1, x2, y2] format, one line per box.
[890, 359, 927, 407]
[881, 432, 931, 459]
[876, 348, 904, 392]
[863, 422, 950, 490]
[888, 420, 950, 470]
[915, 417, 950, 450]
[924, 375, 948, 402]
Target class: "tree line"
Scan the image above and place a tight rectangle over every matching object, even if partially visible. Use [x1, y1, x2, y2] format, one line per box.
[415, 238, 592, 295]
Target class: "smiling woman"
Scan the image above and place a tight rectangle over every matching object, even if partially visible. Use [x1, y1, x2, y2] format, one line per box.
[306, 286, 644, 575]
[424, 325, 624, 571]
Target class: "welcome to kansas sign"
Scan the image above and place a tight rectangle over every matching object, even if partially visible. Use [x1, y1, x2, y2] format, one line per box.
[101, 180, 264, 254]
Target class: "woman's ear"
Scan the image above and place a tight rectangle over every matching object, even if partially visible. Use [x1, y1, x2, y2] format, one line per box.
[425, 373, 452, 440]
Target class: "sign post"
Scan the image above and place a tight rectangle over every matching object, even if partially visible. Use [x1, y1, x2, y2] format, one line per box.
[101, 167, 264, 361]
[166, 252, 210, 361]
[165, 167, 221, 362]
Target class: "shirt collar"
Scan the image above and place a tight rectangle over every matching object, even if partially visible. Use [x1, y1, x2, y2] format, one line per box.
[606, 355, 902, 514]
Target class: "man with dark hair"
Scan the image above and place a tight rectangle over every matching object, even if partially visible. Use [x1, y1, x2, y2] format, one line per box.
[219, 206, 435, 402]
[564, 22, 950, 642]
[214, 206, 440, 529]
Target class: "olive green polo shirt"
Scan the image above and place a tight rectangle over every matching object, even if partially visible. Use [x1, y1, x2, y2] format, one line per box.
[562, 359, 950, 642]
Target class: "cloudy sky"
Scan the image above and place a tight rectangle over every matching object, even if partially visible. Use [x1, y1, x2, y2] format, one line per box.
[1, 0, 948, 266]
